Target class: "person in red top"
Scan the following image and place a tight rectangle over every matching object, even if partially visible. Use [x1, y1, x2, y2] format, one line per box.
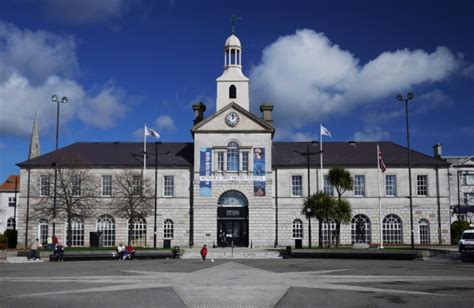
[126, 244, 136, 260]
[200, 244, 208, 263]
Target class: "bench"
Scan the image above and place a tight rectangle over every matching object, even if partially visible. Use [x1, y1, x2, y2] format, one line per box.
[49, 251, 175, 262]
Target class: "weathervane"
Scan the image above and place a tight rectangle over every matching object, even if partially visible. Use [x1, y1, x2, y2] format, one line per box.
[231, 15, 241, 34]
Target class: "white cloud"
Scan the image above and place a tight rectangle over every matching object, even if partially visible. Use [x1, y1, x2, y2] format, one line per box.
[463, 63, 474, 78]
[250, 29, 462, 130]
[45, 0, 129, 24]
[154, 115, 176, 132]
[354, 127, 389, 141]
[0, 21, 128, 137]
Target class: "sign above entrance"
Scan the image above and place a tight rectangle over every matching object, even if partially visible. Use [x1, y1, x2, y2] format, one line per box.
[199, 175, 266, 182]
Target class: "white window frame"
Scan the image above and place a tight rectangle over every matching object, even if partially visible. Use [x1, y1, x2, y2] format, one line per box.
[96, 215, 115, 247]
[71, 175, 81, 197]
[354, 175, 365, 197]
[38, 219, 48, 245]
[164, 175, 174, 197]
[385, 175, 397, 197]
[241, 151, 249, 172]
[292, 219, 303, 239]
[226, 141, 240, 172]
[164, 219, 174, 239]
[217, 151, 225, 172]
[416, 175, 428, 196]
[102, 175, 112, 196]
[464, 174, 474, 186]
[323, 175, 334, 196]
[7, 217, 16, 230]
[464, 193, 474, 206]
[39, 175, 51, 196]
[291, 175, 303, 197]
[132, 175, 142, 196]
[419, 219, 430, 245]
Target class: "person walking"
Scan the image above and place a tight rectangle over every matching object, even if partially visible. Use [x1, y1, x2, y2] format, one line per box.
[29, 238, 39, 261]
[200, 244, 208, 263]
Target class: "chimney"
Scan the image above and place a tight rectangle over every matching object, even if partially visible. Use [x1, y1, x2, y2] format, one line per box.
[260, 104, 273, 125]
[192, 102, 206, 125]
[433, 143, 442, 158]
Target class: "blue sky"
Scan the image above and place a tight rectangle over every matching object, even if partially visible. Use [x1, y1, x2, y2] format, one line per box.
[0, 0, 473, 181]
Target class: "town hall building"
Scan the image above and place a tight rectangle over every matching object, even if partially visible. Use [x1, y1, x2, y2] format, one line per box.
[15, 32, 451, 249]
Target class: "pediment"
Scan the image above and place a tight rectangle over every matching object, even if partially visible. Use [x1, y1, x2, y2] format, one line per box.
[192, 103, 274, 135]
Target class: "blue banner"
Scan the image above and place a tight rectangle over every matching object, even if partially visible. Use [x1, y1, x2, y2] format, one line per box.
[199, 147, 212, 196]
[253, 147, 265, 196]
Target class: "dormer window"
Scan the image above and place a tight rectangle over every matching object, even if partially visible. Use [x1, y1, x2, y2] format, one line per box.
[229, 85, 237, 99]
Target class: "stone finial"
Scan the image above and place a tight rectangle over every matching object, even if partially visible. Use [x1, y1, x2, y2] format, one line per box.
[260, 104, 274, 125]
[193, 102, 206, 125]
[433, 143, 442, 158]
[28, 113, 41, 159]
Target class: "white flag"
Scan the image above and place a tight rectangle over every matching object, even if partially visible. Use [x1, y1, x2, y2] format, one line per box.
[320, 125, 332, 137]
[145, 125, 160, 139]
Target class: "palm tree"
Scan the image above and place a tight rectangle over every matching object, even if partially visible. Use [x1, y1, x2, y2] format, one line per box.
[303, 192, 335, 248]
[328, 166, 353, 247]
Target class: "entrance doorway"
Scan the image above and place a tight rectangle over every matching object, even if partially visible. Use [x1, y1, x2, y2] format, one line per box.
[217, 190, 249, 247]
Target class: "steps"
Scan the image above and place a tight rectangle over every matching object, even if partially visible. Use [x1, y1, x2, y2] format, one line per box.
[181, 247, 282, 259]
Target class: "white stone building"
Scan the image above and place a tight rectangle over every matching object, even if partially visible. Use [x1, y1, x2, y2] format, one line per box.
[15, 32, 451, 248]
[0, 175, 19, 233]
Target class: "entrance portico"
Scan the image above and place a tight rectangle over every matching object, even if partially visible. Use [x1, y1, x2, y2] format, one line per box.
[217, 190, 249, 247]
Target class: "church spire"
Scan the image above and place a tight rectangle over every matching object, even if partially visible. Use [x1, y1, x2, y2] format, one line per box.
[28, 113, 40, 159]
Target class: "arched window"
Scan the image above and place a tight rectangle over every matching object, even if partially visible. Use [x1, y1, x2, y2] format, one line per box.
[69, 217, 84, 247]
[227, 141, 239, 172]
[218, 190, 248, 207]
[383, 214, 402, 244]
[419, 219, 430, 245]
[293, 219, 303, 239]
[7, 217, 15, 230]
[130, 216, 147, 246]
[351, 214, 371, 244]
[229, 85, 237, 99]
[38, 219, 48, 245]
[321, 219, 337, 246]
[164, 219, 174, 239]
[97, 215, 115, 247]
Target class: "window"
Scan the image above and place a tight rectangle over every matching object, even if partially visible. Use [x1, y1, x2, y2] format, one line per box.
[419, 219, 430, 245]
[383, 214, 402, 244]
[242, 151, 249, 172]
[97, 215, 115, 247]
[130, 217, 146, 246]
[385, 175, 397, 196]
[351, 214, 371, 244]
[164, 176, 174, 197]
[464, 193, 474, 206]
[132, 175, 142, 196]
[217, 152, 224, 172]
[102, 175, 112, 196]
[354, 175, 365, 197]
[8, 197, 16, 207]
[417, 175, 428, 196]
[321, 219, 337, 246]
[71, 175, 81, 196]
[164, 219, 174, 239]
[323, 175, 334, 196]
[227, 141, 239, 172]
[229, 85, 237, 99]
[68, 217, 84, 246]
[291, 175, 303, 197]
[40, 175, 50, 196]
[7, 217, 16, 230]
[38, 219, 48, 245]
[464, 174, 474, 185]
[293, 219, 303, 239]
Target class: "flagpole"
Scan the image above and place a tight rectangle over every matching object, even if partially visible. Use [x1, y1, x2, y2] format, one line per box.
[319, 124, 323, 192]
[144, 124, 147, 178]
[377, 145, 384, 249]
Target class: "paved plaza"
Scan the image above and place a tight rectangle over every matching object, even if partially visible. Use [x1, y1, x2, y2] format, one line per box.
[0, 258, 473, 307]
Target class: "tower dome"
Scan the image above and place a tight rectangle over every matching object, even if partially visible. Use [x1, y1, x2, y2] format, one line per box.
[225, 34, 241, 48]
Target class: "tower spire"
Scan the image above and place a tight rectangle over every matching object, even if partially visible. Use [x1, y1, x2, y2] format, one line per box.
[28, 113, 41, 159]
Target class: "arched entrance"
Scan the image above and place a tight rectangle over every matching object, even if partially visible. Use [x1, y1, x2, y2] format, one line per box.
[217, 190, 248, 247]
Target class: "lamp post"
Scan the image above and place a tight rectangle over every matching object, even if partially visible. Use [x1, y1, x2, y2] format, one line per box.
[153, 141, 159, 249]
[397, 92, 415, 249]
[51, 94, 68, 238]
[306, 207, 312, 248]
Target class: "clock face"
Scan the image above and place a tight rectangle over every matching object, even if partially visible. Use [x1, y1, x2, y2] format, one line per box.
[225, 112, 240, 127]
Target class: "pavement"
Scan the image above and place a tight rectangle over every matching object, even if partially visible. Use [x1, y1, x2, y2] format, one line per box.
[0, 257, 474, 307]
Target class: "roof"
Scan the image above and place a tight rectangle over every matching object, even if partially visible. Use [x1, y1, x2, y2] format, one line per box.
[272, 141, 449, 168]
[17, 141, 448, 169]
[0, 175, 20, 192]
[17, 142, 194, 168]
[225, 34, 241, 48]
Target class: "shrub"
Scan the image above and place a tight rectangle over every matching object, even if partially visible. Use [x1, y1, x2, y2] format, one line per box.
[451, 220, 470, 244]
[4, 230, 17, 248]
[0, 233, 7, 246]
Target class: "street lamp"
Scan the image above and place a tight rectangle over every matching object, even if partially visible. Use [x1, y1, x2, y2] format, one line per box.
[306, 207, 312, 248]
[396, 92, 415, 249]
[51, 94, 68, 238]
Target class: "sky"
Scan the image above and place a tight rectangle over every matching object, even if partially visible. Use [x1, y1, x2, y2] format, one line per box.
[0, 0, 473, 181]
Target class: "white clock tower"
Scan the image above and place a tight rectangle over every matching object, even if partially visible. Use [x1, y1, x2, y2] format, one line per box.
[216, 33, 250, 111]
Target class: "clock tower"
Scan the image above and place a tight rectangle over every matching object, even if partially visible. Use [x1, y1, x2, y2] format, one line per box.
[216, 33, 250, 111]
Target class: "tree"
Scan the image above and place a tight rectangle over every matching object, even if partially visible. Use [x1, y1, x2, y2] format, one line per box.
[303, 192, 336, 248]
[36, 165, 99, 247]
[328, 166, 353, 247]
[111, 170, 154, 245]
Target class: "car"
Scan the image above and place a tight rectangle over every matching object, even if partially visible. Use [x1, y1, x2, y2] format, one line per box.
[459, 229, 474, 252]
